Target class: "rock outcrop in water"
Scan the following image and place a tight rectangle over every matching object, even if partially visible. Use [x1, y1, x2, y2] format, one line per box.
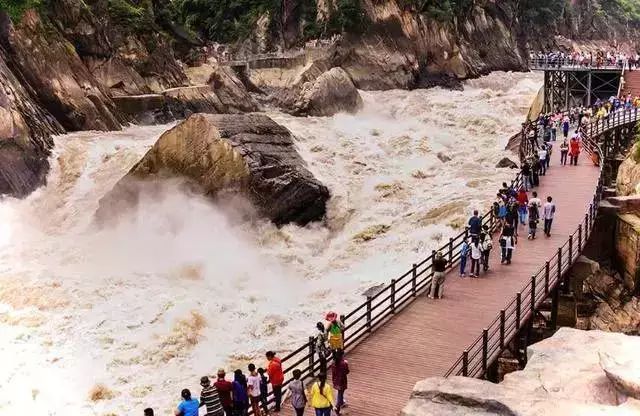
[401, 328, 640, 416]
[293, 67, 363, 116]
[0, 47, 64, 196]
[97, 113, 329, 225]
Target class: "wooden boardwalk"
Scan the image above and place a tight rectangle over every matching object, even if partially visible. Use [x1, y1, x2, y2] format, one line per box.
[280, 149, 600, 415]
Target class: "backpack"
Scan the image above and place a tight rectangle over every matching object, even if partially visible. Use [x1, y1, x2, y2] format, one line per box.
[484, 239, 493, 251]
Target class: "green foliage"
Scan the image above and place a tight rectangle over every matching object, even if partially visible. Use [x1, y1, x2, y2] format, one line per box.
[107, 0, 155, 30]
[518, 0, 566, 28]
[327, 0, 367, 33]
[0, 0, 43, 22]
[603, 0, 640, 24]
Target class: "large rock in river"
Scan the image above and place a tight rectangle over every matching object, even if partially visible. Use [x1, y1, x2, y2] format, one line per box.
[616, 143, 640, 196]
[97, 114, 329, 225]
[293, 67, 363, 117]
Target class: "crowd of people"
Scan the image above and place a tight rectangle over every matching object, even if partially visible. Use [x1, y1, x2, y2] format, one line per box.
[530, 50, 640, 69]
[150, 312, 349, 416]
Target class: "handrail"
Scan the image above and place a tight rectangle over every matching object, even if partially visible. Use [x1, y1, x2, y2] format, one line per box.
[443, 106, 640, 379]
[529, 57, 625, 71]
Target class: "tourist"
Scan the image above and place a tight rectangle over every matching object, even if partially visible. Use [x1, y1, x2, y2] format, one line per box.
[528, 192, 541, 240]
[538, 145, 547, 175]
[266, 351, 284, 412]
[257, 368, 269, 415]
[521, 160, 532, 191]
[562, 115, 570, 138]
[560, 140, 569, 165]
[247, 364, 262, 416]
[516, 187, 528, 225]
[200, 376, 224, 416]
[430, 251, 448, 299]
[500, 222, 515, 265]
[469, 237, 482, 278]
[332, 350, 350, 414]
[506, 201, 519, 237]
[315, 321, 329, 374]
[232, 369, 249, 416]
[459, 237, 469, 277]
[543, 196, 556, 237]
[175, 389, 199, 416]
[569, 136, 581, 165]
[468, 210, 482, 237]
[532, 158, 541, 187]
[144, 409, 154, 416]
[480, 227, 493, 272]
[497, 197, 507, 226]
[214, 369, 234, 416]
[309, 373, 334, 416]
[326, 313, 345, 352]
[545, 143, 552, 168]
[289, 369, 307, 416]
[529, 191, 542, 210]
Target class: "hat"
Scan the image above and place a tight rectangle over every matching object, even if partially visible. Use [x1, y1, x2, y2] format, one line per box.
[325, 311, 337, 321]
[200, 376, 210, 386]
[217, 368, 226, 376]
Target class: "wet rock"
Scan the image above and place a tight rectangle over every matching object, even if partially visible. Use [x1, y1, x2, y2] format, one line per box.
[207, 66, 259, 113]
[402, 328, 640, 416]
[616, 143, 640, 196]
[97, 113, 329, 225]
[0, 46, 64, 196]
[0, 11, 124, 131]
[437, 152, 452, 163]
[496, 157, 518, 169]
[293, 67, 363, 117]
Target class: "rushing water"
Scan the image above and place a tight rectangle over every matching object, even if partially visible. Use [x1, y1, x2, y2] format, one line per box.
[0, 71, 541, 414]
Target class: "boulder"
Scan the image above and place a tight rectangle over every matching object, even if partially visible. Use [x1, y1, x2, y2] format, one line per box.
[495, 157, 519, 169]
[0, 11, 124, 131]
[617, 144, 640, 196]
[293, 67, 363, 117]
[97, 113, 329, 225]
[207, 66, 259, 113]
[436, 152, 452, 163]
[0, 46, 64, 196]
[402, 328, 640, 416]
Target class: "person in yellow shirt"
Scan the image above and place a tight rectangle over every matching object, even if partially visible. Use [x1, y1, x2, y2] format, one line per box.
[309, 373, 334, 416]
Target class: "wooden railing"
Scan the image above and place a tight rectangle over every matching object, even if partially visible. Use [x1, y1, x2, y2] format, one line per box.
[443, 107, 640, 378]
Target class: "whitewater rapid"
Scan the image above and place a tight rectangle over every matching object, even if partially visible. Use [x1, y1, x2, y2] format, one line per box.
[0, 71, 542, 414]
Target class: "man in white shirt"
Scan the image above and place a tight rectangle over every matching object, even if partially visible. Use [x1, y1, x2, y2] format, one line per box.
[538, 147, 548, 175]
[543, 196, 556, 237]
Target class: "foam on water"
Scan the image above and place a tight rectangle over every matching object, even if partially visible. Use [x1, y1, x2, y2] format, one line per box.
[0, 71, 542, 414]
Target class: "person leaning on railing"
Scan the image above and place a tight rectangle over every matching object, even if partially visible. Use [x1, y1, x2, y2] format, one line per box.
[429, 252, 448, 299]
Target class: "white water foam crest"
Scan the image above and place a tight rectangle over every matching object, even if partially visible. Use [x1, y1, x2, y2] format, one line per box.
[0, 71, 542, 414]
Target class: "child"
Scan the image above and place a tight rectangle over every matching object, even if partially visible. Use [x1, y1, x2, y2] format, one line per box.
[257, 368, 269, 415]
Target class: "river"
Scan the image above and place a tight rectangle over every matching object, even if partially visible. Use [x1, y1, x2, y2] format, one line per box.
[0, 71, 541, 414]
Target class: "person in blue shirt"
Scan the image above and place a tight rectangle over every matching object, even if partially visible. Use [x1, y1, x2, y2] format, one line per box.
[468, 210, 482, 237]
[459, 237, 470, 277]
[175, 389, 199, 416]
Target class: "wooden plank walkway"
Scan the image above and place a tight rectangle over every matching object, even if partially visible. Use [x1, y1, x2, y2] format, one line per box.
[280, 149, 600, 416]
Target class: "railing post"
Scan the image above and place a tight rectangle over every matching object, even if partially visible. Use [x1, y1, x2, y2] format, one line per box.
[366, 296, 372, 333]
[545, 262, 550, 294]
[341, 314, 346, 343]
[462, 350, 469, 377]
[308, 336, 316, 377]
[482, 329, 489, 375]
[569, 235, 573, 263]
[464, 227, 469, 239]
[516, 292, 521, 330]
[412, 263, 417, 297]
[448, 238, 453, 264]
[531, 276, 536, 313]
[390, 279, 396, 314]
[557, 247, 562, 280]
[578, 224, 582, 251]
[500, 310, 505, 349]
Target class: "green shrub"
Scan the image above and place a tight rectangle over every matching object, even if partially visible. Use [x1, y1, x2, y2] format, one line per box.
[0, 0, 43, 22]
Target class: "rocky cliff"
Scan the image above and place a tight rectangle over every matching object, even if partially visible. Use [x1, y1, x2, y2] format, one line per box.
[402, 328, 640, 416]
[617, 143, 640, 196]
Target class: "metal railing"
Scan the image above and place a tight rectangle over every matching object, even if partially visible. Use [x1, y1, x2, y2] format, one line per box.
[529, 57, 626, 71]
[443, 107, 640, 379]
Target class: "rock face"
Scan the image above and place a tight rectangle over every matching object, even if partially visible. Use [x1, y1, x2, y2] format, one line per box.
[402, 328, 640, 416]
[0, 47, 64, 196]
[496, 157, 519, 169]
[208, 66, 260, 113]
[97, 114, 329, 225]
[293, 67, 363, 116]
[0, 11, 124, 131]
[617, 144, 640, 196]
